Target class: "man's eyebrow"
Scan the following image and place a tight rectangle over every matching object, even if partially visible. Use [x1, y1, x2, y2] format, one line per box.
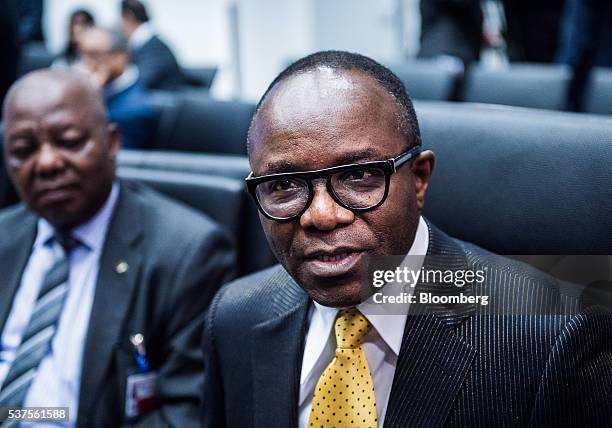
[335, 149, 382, 164]
[264, 160, 296, 174]
[6, 124, 36, 139]
[262, 149, 383, 175]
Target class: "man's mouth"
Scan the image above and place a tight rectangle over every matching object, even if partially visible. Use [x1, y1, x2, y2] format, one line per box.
[35, 184, 78, 205]
[303, 249, 366, 278]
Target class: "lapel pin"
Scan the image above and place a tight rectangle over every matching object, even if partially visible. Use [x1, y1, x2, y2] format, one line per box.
[116, 260, 129, 274]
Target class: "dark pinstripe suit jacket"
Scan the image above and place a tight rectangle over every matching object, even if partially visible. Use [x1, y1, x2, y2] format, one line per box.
[201, 221, 612, 427]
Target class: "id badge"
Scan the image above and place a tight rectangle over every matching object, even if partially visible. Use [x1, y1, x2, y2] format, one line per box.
[125, 371, 157, 419]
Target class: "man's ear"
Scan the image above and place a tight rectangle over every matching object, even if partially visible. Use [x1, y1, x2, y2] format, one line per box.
[412, 150, 435, 211]
[106, 123, 122, 162]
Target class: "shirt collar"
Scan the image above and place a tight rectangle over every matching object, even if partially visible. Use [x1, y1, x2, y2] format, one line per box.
[34, 182, 120, 253]
[312, 216, 429, 356]
[129, 23, 154, 50]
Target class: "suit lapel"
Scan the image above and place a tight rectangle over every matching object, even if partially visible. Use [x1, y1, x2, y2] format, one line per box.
[252, 270, 310, 428]
[384, 221, 477, 428]
[0, 207, 36, 333]
[384, 312, 476, 428]
[77, 183, 144, 424]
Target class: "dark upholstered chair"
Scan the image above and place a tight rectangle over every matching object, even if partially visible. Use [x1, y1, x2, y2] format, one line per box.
[462, 64, 572, 110]
[415, 101, 612, 254]
[17, 42, 55, 76]
[584, 67, 612, 115]
[180, 66, 218, 90]
[117, 159, 275, 275]
[117, 167, 243, 240]
[387, 60, 461, 101]
[148, 91, 254, 155]
[118, 150, 250, 180]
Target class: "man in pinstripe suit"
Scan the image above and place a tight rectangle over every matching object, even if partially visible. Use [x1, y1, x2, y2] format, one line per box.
[201, 51, 612, 427]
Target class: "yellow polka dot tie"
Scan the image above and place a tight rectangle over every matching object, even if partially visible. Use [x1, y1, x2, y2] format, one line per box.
[308, 308, 378, 428]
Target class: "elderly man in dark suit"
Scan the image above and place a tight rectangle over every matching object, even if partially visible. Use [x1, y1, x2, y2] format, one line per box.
[78, 26, 157, 150]
[120, 0, 183, 91]
[0, 69, 235, 427]
[201, 51, 612, 427]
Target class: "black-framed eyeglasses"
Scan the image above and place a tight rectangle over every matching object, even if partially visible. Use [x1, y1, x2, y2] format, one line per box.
[245, 145, 422, 221]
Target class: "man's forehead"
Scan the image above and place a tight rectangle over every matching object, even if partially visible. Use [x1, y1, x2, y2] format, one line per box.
[259, 68, 392, 119]
[8, 83, 79, 121]
[6, 71, 102, 118]
[249, 68, 404, 174]
[261, 147, 387, 174]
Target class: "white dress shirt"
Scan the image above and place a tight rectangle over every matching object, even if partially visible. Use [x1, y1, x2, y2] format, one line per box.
[0, 183, 119, 427]
[298, 216, 429, 428]
[128, 23, 154, 51]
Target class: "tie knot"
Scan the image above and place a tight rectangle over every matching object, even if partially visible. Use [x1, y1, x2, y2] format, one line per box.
[334, 308, 371, 349]
[53, 233, 80, 253]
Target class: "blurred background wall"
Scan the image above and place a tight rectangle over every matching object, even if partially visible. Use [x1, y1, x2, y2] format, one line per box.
[41, 0, 420, 100]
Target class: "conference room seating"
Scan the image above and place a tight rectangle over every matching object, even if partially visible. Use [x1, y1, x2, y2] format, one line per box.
[148, 91, 254, 155]
[418, 101, 612, 304]
[584, 67, 612, 115]
[118, 166, 243, 238]
[387, 60, 461, 101]
[119, 149, 250, 180]
[461, 63, 572, 110]
[17, 43, 55, 76]
[118, 166, 260, 276]
[4, 98, 612, 280]
[181, 66, 218, 90]
[118, 154, 276, 275]
[415, 101, 612, 254]
[121, 99, 612, 274]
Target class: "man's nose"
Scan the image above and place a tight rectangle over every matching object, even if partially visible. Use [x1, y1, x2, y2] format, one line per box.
[35, 143, 65, 177]
[300, 182, 354, 231]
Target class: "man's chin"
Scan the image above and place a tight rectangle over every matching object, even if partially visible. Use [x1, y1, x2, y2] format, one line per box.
[303, 278, 366, 308]
[38, 207, 85, 231]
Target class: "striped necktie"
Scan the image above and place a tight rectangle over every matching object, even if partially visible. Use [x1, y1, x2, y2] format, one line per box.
[308, 307, 378, 428]
[0, 233, 79, 410]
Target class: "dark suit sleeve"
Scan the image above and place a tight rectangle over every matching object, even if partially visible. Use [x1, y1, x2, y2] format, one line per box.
[200, 286, 228, 428]
[529, 305, 612, 426]
[135, 39, 183, 90]
[134, 228, 236, 428]
[137, 53, 171, 90]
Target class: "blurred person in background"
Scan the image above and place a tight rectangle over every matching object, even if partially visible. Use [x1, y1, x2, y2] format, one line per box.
[556, 0, 612, 111]
[418, 0, 483, 67]
[78, 26, 156, 149]
[501, 0, 565, 63]
[0, 69, 235, 427]
[120, 0, 183, 90]
[55, 9, 95, 67]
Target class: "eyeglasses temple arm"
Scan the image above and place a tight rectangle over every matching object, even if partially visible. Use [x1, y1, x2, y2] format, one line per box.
[391, 146, 422, 172]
